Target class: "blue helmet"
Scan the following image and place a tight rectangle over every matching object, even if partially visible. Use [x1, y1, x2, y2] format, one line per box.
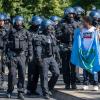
[15, 15, 24, 21]
[41, 19, 53, 29]
[31, 16, 42, 25]
[64, 7, 76, 16]
[74, 6, 85, 15]
[13, 15, 24, 25]
[50, 16, 61, 22]
[89, 11, 100, 19]
[1, 13, 10, 20]
[0, 14, 5, 20]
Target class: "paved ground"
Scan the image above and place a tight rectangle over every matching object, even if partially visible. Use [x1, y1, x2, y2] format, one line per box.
[0, 82, 57, 100]
[0, 95, 56, 100]
[0, 89, 56, 100]
[1, 68, 100, 100]
[55, 85, 100, 100]
[1, 69, 57, 100]
[0, 97, 56, 100]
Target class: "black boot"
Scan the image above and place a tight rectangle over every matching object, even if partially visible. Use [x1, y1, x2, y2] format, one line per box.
[18, 93, 24, 100]
[6, 92, 12, 98]
[71, 84, 77, 89]
[27, 90, 40, 96]
[0, 83, 4, 90]
[43, 94, 50, 99]
[65, 85, 70, 90]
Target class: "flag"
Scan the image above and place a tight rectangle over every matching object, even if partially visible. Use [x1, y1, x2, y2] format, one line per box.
[71, 28, 100, 73]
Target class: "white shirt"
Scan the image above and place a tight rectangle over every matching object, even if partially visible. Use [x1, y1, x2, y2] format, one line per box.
[81, 26, 96, 50]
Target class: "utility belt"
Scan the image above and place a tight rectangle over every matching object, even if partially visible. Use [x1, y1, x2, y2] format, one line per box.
[6, 49, 25, 63]
[8, 49, 25, 57]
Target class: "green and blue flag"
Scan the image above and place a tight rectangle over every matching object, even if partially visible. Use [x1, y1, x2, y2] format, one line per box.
[71, 28, 100, 73]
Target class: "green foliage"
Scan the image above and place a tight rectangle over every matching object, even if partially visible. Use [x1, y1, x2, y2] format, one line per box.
[0, 0, 99, 20]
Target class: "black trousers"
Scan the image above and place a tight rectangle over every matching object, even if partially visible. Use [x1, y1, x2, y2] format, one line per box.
[7, 53, 26, 93]
[0, 49, 5, 87]
[62, 51, 76, 86]
[40, 56, 60, 95]
[83, 70, 98, 85]
[27, 60, 39, 93]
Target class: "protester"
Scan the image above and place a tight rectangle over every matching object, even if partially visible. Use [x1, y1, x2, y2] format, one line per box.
[71, 16, 100, 91]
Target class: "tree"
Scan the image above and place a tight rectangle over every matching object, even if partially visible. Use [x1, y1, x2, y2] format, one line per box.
[0, 0, 4, 12]
[47, 0, 63, 16]
[0, 0, 99, 20]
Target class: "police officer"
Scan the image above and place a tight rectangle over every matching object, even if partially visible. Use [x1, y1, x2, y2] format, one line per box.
[40, 19, 60, 99]
[50, 16, 61, 25]
[50, 16, 62, 70]
[89, 11, 100, 27]
[0, 14, 8, 90]
[50, 16, 61, 37]
[58, 7, 78, 89]
[4, 14, 11, 30]
[6, 15, 33, 100]
[74, 6, 85, 24]
[27, 16, 42, 95]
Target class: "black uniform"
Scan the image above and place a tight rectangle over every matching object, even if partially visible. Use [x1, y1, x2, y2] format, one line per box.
[7, 26, 33, 94]
[0, 26, 8, 88]
[58, 19, 78, 89]
[27, 27, 41, 94]
[53, 24, 62, 70]
[40, 30, 60, 96]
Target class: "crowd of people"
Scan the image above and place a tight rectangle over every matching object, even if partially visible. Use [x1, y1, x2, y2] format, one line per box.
[0, 6, 99, 100]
